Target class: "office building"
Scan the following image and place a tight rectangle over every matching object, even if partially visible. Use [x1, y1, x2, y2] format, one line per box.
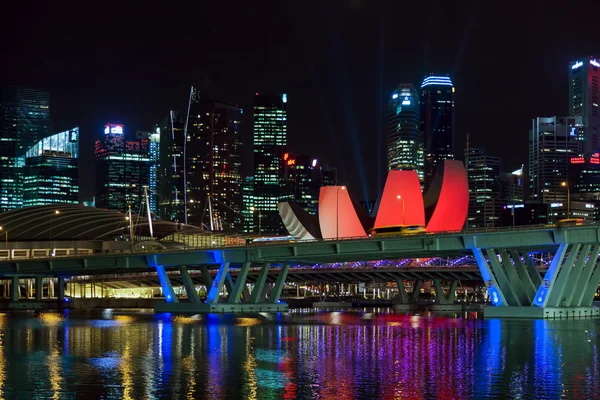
[569, 57, 600, 153]
[528, 117, 581, 204]
[502, 203, 548, 226]
[23, 127, 79, 206]
[253, 93, 288, 234]
[465, 148, 501, 228]
[387, 84, 422, 180]
[158, 99, 243, 229]
[148, 127, 160, 216]
[282, 155, 334, 216]
[500, 167, 525, 226]
[420, 75, 455, 190]
[241, 176, 256, 233]
[158, 112, 185, 222]
[0, 86, 51, 211]
[95, 123, 150, 212]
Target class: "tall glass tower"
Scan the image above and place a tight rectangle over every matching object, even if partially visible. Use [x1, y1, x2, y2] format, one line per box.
[95, 124, 150, 211]
[387, 84, 422, 181]
[23, 127, 79, 206]
[569, 57, 600, 153]
[420, 75, 455, 190]
[0, 86, 51, 211]
[253, 93, 287, 234]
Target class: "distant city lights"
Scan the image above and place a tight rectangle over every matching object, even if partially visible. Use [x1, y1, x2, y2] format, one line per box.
[572, 61, 583, 69]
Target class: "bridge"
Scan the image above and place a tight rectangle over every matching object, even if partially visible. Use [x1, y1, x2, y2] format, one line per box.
[1, 225, 600, 318]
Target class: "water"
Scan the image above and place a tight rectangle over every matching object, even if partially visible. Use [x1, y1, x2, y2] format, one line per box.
[0, 309, 598, 399]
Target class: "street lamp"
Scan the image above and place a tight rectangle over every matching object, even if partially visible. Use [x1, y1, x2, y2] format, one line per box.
[336, 186, 346, 240]
[397, 195, 405, 226]
[561, 181, 570, 219]
[0, 226, 8, 260]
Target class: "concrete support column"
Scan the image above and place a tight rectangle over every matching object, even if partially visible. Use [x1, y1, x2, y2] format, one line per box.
[533, 243, 571, 308]
[228, 262, 251, 304]
[472, 248, 508, 306]
[11, 276, 19, 302]
[206, 262, 229, 304]
[268, 264, 289, 303]
[57, 277, 65, 301]
[395, 279, 409, 304]
[179, 266, 201, 303]
[35, 277, 43, 301]
[156, 265, 179, 303]
[250, 263, 270, 304]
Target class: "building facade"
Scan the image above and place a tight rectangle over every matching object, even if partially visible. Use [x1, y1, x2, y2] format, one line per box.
[23, 127, 79, 206]
[528, 117, 581, 204]
[387, 84, 422, 180]
[253, 93, 288, 234]
[282, 155, 336, 216]
[148, 127, 160, 216]
[0, 86, 51, 211]
[465, 148, 501, 228]
[95, 124, 150, 212]
[569, 57, 600, 153]
[158, 100, 243, 229]
[420, 75, 455, 190]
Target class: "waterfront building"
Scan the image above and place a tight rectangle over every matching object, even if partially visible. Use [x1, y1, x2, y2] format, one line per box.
[95, 123, 150, 212]
[420, 75, 455, 190]
[23, 127, 79, 206]
[528, 117, 581, 204]
[387, 84, 422, 180]
[569, 57, 600, 153]
[0, 86, 51, 211]
[253, 93, 287, 234]
[465, 148, 501, 228]
[502, 202, 548, 226]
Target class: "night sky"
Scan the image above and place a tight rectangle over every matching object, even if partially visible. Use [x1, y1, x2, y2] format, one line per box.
[2, 1, 600, 202]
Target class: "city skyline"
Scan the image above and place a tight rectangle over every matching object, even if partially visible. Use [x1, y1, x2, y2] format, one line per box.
[3, 2, 600, 202]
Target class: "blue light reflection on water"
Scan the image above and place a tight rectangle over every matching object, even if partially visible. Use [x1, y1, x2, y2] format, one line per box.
[0, 311, 598, 398]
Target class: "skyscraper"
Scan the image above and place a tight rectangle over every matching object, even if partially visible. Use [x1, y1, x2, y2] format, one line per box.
[95, 123, 150, 211]
[253, 93, 287, 234]
[569, 57, 600, 153]
[0, 86, 51, 211]
[158, 99, 243, 229]
[282, 154, 328, 216]
[465, 148, 501, 228]
[528, 117, 581, 204]
[387, 84, 422, 180]
[23, 127, 79, 206]
[148, 126, 160, 216]
[420, 75, 455, 190]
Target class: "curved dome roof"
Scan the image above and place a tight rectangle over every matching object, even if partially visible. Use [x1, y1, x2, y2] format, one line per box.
[0, 204, 196, 241]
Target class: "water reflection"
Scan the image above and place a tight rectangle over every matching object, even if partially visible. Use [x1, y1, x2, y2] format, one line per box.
[0, 311, 595, 398]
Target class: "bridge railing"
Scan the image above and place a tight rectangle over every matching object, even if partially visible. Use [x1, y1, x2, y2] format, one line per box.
[0, 222, 592, 262]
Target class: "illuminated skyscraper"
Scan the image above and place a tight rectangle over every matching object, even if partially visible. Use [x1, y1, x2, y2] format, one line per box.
[253, 93, 287, 234]
[148, 127, 160, 216]
[420, 75, 455, 190]
[0, 86, 51, 211]
[465, 148, 501, 228]
[95, 124, 150, 211]
[569, 57, 600, 153]
[387, 84, 422, 180]
[528, 117, 581, 204]
[23, 127, 79, 206]
[158, 99, 243, 229]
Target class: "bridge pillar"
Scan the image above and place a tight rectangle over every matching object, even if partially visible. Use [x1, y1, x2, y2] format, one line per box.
[155, 262, 289, 313]
[11, 276, 19, 302]
[35, 277, 43, 301]
[472, 244, 600, 319]
[432, 279, 458, 305]
[156, 265, 178, 304]
[179, 266, 201, 303]
[57, 277, 65, 301]
[392, 279, 422, 311]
